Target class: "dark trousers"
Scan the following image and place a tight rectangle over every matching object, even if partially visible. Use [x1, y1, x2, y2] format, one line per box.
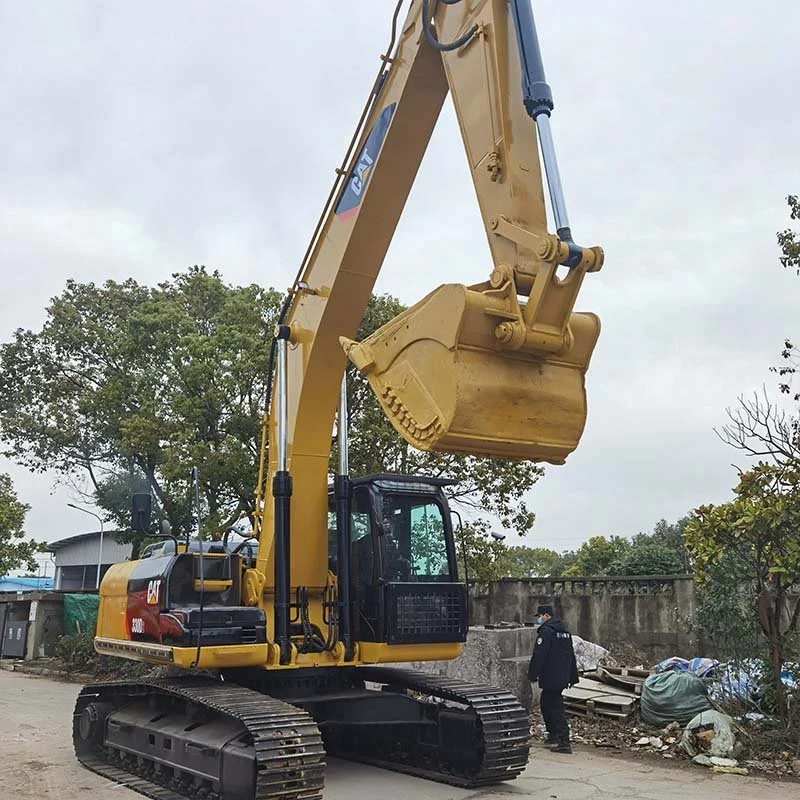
[540, 689, 569, 743]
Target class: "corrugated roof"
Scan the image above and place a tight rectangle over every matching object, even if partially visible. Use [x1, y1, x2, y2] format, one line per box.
[46, 530, 127, 551]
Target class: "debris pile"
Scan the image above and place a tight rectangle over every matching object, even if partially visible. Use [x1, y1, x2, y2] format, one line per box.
[632, 720, 681, 756]
[640, 670, 712, 726]
[572, 634, 612, 672]
[537, 642, 800, 779]
[651, 656, 798, 713]
[676, 709, 749, 773]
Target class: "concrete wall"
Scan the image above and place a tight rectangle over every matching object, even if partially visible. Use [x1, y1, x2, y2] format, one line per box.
[469, 576, 700, 660]
[0, 592, 64, 660]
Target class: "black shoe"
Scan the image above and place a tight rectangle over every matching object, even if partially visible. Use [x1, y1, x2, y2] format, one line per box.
[550, 742, 572, 754]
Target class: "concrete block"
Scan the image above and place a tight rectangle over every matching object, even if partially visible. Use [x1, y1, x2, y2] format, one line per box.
[394, 626, 540, 712]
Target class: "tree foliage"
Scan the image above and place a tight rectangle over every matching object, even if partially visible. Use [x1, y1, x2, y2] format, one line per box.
[685, 462, 800, 719]
[451, 523, 561, 583]
[561, 535, 631, 577]
[688, 547, 761, 666]
[0, 473, 42, 576]
[499, 546, 561, 578]
[452, 517, 690, 583]
[453, 520, 509, 583]
[555, 518, 690, 577]
[771, 194, 800, 400]
[619, 517, 691, 575]
[0, 267, 281, 545]
[0, 278, 543, 547]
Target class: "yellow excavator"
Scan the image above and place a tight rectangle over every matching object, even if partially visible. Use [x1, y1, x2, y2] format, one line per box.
[72, 1, 603, 797]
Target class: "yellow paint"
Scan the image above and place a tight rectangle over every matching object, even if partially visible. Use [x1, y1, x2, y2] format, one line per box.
[94, 636, 269, 670]
[96, 561, 137, 640]
[193, 579, 232, 593]
[247, 0, 602, 667]
[171, 644, 269, 670]
[97, 0, 602, 674]
[357, 642, 462, 664]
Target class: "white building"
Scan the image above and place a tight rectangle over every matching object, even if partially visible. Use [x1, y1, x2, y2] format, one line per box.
[47, 531, 132, 591]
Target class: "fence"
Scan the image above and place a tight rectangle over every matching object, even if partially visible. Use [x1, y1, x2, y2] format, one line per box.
[469, 575, 699, 660]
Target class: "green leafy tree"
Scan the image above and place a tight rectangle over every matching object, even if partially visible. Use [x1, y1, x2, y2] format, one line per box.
[646, 517, 692, 570]
[562, 535, 631, 577]
[557, 518, 690, 578]
[611, 542, 685, 576]
[685, 462, 800, 720]
[0, 267, 281, 550]
[777, 194, 800, 275]
[612, 517, 692, 575]
[688, 547, 761, 672]
[453, 520, 509, 583]
[0, 473, 42, 575]
[549, 550, 577, 576]
[499, 545, 561, 578]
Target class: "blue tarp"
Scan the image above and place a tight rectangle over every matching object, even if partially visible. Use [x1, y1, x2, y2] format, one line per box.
[655, 655, 798, 710]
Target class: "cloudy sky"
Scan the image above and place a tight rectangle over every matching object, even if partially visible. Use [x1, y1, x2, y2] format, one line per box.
[2, 0, 799, 563]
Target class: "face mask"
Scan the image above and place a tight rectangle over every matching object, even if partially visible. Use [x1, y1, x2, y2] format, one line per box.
[536, 616, 544, 625]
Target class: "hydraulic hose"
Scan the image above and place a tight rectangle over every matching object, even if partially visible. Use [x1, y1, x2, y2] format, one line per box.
[422, 0, 477, 52]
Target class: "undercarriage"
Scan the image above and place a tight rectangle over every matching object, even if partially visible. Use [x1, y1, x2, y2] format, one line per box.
[73, 667, 530, 799]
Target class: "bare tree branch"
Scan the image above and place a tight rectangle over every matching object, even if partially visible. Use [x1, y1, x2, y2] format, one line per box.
[714, 387, 800, 464]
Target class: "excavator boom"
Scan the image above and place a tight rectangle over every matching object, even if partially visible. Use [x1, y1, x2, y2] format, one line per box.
[257, 0, 603, 593]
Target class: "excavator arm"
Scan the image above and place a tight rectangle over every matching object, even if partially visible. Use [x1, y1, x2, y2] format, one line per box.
[255, 0, 603, 592]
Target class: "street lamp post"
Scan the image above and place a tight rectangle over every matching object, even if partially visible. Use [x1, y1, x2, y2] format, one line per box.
[67, 503, 104, 590]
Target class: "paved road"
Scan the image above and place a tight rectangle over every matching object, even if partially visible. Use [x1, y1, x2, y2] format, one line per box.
[0, 669, 797, 799]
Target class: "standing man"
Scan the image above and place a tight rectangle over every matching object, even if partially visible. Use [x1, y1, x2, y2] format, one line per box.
[527, 604, 579, 754]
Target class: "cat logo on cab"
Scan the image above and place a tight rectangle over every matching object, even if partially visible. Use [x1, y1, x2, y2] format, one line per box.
[146, 579, 162, 605]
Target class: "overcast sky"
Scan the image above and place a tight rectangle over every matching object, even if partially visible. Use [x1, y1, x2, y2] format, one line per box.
[2, 0, 799, 563]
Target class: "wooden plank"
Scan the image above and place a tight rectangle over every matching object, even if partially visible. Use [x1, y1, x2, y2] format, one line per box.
[575, 677, 638, 699]
[565, 703, 632, 720]
[595, 668, 647, 696]
[563, 693, 636, 712]
[564, 687, 608, 701]
[602, 666, 650, 680]
[564, 690, 637, 719]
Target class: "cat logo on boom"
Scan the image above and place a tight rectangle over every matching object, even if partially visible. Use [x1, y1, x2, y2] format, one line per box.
[349, 152, 374, 197]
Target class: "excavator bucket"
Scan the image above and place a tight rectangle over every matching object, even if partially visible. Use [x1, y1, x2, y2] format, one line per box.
[341, 282, 600, 465]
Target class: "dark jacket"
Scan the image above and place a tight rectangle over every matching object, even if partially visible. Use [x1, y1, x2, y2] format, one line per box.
[527, 618, 580, 691]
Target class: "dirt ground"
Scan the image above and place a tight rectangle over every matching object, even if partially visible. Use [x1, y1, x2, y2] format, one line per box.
[1, 667, 799, 799]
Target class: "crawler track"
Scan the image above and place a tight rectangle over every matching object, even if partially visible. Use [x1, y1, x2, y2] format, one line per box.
[73, 678, 325, 800]
[329, 666, 531, 787]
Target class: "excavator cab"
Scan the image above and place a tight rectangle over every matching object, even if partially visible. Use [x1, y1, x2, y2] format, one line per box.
[328, 474, 467, 646]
